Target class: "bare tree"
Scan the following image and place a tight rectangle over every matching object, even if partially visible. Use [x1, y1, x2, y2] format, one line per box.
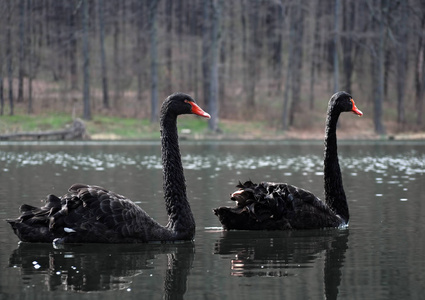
[246, 0, 261, 108]
[289, 1, 305, 127]
[208, 0, 223, 132]
[98, 0, 109, 109]
[6, 0, 13, 115]
[202, 0, 211, 109]
[266, 0, 283, 95]
[0, 0, 424, 133]
[82, 0, 91, 120]
[165, 0, 173, 94]
[415, 0, 425, 125]
[333, 0, 340, 92]
[368, 0, 386, 134]
[18, 0, 25, 103]
[149, 0, 159, 123]
[27, 0, 36, 114]
[341, 0, 356, 92]
[395, 0, 407, 125]
[281, 2, 296, 131]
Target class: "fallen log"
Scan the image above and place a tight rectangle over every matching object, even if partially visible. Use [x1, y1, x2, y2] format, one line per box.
[0, 119, 88, 141]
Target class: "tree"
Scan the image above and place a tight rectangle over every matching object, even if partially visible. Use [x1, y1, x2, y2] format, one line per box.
[149, 0, 159, 123]
[82, 0, 91, 120]
[395, 0, 407, 125]
[202, 0, 211, 109]
[245, 0, 261, 108]
[341, 0, 356, 92]
[415, 1, 425, 125]
[208, 0, 223, 132]
[281, 2, 296, 131]
[98, 0, 109, 109]
[18, 0, 25, 103]
[288, 1, 305, 127]
[333, 0, 340, 92]
[6, 0, 13, 116]
[368, 0, 386, 134]
[165, 0, 173, 94]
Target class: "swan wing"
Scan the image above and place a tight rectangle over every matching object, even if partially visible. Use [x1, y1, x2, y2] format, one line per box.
[7, 184, 162, 243]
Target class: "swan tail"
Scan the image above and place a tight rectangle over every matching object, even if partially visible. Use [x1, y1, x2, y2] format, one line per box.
[6, 195, 67, 243]
[6, 194, 64, 242]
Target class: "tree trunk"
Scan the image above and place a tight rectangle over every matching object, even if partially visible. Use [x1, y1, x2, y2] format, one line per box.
[208, 0, 223, 132]
[0, 76, 3, 115]
[27, 0, 34, 114]
[202, 0, 211, 108]
[415, 2, 425, 125]
[282, 4, 296, 131]
[82, 0, 91, 120]
[135, 1, 146, 103]
[289, 1, 304, 127]
[333, 0, 340, 93]
[309, 0, 321, 109]
[165, 0, 173, 94]
[266, 0, 283, 95]
[396, 0, 407, 125]
[370, 0, 386, 135]
[69, 4, 78, 90]
[240, 0, 248, 100]
[6, 0, 14, 116]
[113, 0, 121, 104]
[415, 37, 425, 125]
[149, 0, 159, 123]
[98, 0, 109, 109]
[18, 0, 25, 103]
[341, 0, 355, 92]
[246, 0, 260, 108]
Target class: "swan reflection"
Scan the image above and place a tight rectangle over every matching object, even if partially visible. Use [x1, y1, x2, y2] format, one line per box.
[9, 242, 194, 294]
[215, 229, 348, 299]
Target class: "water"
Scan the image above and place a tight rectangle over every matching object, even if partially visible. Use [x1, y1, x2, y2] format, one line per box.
[0, 140, 424, 299]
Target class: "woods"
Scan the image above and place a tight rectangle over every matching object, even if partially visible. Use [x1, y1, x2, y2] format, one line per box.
[0, 0, 424, 134]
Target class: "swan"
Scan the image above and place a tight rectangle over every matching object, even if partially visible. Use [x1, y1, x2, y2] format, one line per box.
[214, 91, 363, 230]
[6, 93, 211, 243]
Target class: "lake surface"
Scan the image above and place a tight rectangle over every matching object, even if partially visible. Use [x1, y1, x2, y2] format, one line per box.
[0, 140, 424, 299]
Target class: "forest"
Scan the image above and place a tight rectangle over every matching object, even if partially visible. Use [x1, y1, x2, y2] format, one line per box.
[0, 0, 424, 136]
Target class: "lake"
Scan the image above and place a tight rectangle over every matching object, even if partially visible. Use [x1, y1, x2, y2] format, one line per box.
[0, 140, 424, 299]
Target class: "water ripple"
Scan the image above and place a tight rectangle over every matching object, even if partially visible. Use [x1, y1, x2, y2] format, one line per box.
[0, 150, 423, 175]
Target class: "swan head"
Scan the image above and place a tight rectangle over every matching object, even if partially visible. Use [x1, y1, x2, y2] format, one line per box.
[330, 91, 363, 116]
[163, 93, 211, 119]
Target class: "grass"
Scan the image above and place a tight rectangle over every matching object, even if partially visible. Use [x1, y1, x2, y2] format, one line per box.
[1, 108, 422, 141]
[0, 113, 212, 140]
[0, 114, 73, 133]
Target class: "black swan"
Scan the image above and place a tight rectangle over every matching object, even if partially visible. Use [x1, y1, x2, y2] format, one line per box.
[213, 91, 363, 230]
[6, 93, 210, 243]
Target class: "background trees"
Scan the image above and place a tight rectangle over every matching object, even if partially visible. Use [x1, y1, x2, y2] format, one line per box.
[0, 0, 424, 134]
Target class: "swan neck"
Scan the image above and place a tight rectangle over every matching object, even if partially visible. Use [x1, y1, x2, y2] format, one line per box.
[323, 110, 349, 223]
[160, 114, 195, 239]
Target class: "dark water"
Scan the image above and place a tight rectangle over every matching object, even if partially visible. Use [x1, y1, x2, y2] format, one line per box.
[0, 140, 424, 299]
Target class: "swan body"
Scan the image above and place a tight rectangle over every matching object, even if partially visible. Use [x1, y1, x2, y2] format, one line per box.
[214, 91, 362, 230]
[7, 93, 210, 243]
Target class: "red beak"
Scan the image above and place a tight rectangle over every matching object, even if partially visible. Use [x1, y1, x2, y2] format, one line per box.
[189, 102, 211, 119]
[351, 99, 363, 116]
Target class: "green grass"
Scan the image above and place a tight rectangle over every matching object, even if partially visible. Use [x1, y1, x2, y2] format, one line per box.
[0, 113, 212, 139]
[0, 114, 73, 133]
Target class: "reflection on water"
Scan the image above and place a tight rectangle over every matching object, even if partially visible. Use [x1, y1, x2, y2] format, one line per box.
[215, 229, 348, 299]
[9, 242, 194, 295]
[1, 146, 423, 174]
[0, 141, 424, 300]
